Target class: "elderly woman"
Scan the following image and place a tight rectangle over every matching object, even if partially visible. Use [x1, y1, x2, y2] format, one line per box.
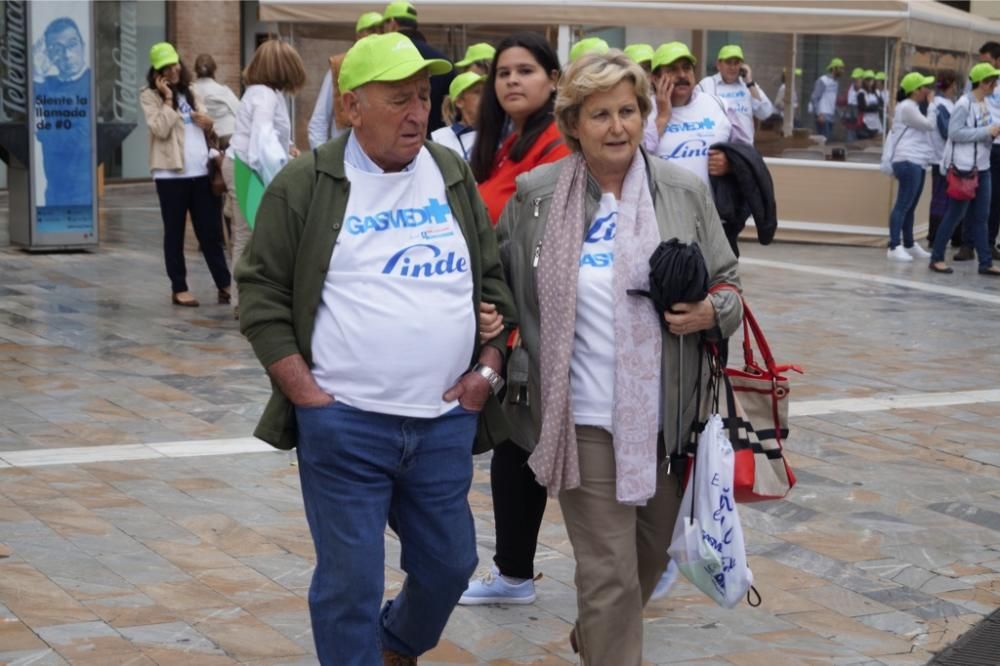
[497, 51, 742, 664]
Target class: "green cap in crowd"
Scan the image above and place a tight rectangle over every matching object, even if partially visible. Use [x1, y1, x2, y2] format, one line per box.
[149, 42, 179, 70]
[449, 71, 485, 100]
[570, 37, 609, 63]
[874, 71, 886, 81]
[899, 71, 934, 95]
[827, 57, 845, 70]
[623, 43, 654, 65]
[850, 67, 865, 79]
[652, 42, 697, 70]
[969, 62, 1000, 83]
[383, 1, 417, 22]
[338, 32, 452, 93]
[456, 43, 495, 68]
[862, 69, 876, 79]
[717, 44, 744, 62]
[355, 12, 384, 33]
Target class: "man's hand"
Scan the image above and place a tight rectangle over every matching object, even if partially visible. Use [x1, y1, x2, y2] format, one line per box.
[707, 149, 730, 177]
[443, 346, 503, 412]
[267, 354, 335, 408]
[663, 298, 717, 336]
[654, 74, 674, 134]
[478, 302, 504, 343]
[289, 145, 301, 158]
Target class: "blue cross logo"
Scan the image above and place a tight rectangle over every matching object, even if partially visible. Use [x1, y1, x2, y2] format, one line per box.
[425, 198, 452, 224]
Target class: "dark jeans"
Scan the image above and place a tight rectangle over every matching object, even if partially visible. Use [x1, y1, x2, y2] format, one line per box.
[816, 117, 833, 140]
[928, 169, 963, 246]
[932, 169, 993, 271]
[989, 145, 1000, 247]
[491, 440, 548, 580]
[154, 176, 230, 294]
[295, 402, 479, 664]
[889, 161, 925, 249]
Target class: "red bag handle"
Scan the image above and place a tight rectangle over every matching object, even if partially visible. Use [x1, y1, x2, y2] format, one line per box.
[708, 284, 803, 377]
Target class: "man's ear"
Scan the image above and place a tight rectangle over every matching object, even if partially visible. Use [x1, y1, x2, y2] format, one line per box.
[342, 89, 362, 128]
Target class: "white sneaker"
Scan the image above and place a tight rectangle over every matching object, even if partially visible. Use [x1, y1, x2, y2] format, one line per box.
[649, 559, 679, 601]
[458, 566, 537, 605]
[887, 246, 914, 262]
[905, 244, 931, 259]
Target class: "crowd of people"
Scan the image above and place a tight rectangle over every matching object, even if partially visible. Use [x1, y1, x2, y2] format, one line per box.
[135, 3, 1000, 663]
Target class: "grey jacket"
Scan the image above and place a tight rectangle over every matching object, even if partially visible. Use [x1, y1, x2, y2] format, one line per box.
[496, 149, 742, 454]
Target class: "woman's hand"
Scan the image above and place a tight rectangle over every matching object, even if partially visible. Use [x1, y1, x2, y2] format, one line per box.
[478, 302, 504, 343]
[707, 149, 730, 177]
[663, 298, 716, 336]
[990, 124, 1000, 138]
[289, 145, 301, 158]
[192, 112, 213, 130]
[155, 75, 172, 100]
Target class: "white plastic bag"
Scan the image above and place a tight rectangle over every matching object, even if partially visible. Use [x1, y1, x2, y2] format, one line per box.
[667, 414, 753, 608]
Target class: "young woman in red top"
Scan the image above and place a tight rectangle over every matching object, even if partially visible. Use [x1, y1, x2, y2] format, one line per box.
[471, 33, 570, 224]
[461, 33, 568, 607]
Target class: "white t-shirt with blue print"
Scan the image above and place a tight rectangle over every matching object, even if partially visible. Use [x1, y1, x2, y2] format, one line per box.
[571, 193, 618, 428]
[310, 144, 475, 418]
[152, 94, 210, 180]
[655, 91, 734, 186]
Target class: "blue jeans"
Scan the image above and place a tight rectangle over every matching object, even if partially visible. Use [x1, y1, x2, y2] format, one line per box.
[932, 169, 993, 271]
[816, 117, 833, 140]
[889, 161, 926, 249]
[294, 402, 479, 665]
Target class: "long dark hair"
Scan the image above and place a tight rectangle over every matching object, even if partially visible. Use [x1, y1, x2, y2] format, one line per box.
[470, 32, 561, 183]
[145, 61, 194, 111]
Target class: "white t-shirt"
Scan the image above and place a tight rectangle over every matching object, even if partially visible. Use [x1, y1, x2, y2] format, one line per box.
[859, 90, 883, 132]
[310, 143, 475, 418]
[430, 125, 477, 161]
[986, 86, 1000, 145]
[571, 193, 617, 428]
[655, 91, 734, 185]
[810, 74, 839, 117]
[152, 94, 210, 180]
[698, 74, 773, 140]
[227, 85, 292, 184]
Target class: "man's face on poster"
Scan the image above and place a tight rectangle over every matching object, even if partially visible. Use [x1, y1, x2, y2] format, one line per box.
[46, 26, 85, 80]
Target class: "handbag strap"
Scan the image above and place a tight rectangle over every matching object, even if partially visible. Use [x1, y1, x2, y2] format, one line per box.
[949, 96, 979, 172]
[708, 283, 803, 377]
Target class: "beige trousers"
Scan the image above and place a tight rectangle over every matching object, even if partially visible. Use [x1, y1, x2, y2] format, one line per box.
[558, 426, 682, 666]
[221, 155, 251, 308]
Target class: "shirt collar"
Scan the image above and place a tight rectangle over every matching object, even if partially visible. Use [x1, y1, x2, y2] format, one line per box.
[345, 131, 419, 174]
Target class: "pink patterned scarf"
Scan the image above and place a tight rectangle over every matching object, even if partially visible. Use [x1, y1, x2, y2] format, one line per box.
[529, 150, 662, 505]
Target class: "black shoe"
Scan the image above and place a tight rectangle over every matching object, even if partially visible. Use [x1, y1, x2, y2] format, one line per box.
[992, 247, 1000, 261]
[929, 262, 954, 274]
[978, 266, 1000, 276]
[953, 246, 975, 261]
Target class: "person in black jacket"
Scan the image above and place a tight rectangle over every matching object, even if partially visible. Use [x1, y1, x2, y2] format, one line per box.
[708, 141, 777, 256]
[383, 1, 455, 135]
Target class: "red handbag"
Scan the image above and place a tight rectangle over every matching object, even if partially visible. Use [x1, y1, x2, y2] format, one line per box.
[946, 166, 978, 201]
[695, 286, 803, 502]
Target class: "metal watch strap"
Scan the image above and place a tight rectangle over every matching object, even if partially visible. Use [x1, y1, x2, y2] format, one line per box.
[473, 363, 505, 395]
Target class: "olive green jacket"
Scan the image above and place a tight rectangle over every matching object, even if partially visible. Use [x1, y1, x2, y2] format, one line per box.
[236, 132, 517, 451]
[496, 149, 742, 454]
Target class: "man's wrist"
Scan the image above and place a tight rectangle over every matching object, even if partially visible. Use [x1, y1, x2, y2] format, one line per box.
[478, 344, 503, 373]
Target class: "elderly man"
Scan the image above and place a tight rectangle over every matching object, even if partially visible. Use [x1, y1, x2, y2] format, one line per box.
[307, 11, 384, 149]
[237, 33, 516, 665]
[698, 44, 773, 140]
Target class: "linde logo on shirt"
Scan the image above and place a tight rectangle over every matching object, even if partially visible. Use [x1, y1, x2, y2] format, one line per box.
[666, 117, 716, 133]
[382, 243, 469, 278]
[346, 198, 453, 235]
[660, 138, 709, 161]
[580, 211, 616, 268]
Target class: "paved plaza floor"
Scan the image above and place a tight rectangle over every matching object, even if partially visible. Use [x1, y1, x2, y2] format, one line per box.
[0, 184, 998, 665]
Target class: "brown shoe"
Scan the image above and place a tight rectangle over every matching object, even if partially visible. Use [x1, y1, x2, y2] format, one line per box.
[383, 648, 417, 665]
[218, 287, 231, 304]
[171, 291, 200, 307]
[953, 246, 975, 261]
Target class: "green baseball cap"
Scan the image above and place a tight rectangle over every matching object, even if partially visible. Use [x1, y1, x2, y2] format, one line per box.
[456, 42, 495, 68]
[717, 44, 744, 62]
[338, 33, 452, 93]
[449, 72, 485, 100]
[900, 71, 935, 95]
[383, 1, 417, 21]
[969, 62, 1000, 83]
[570, 37, 609, 63]
[149, 42, 179, 70]
[355, 12, 384, 33]
[624, 43, 654, 65]
[874, 71, 886, 81]
[850, 67, 865, 79]
[652, 42, 697, 70]
[862, 69, 876, 79]
[827, 57, 845, 70]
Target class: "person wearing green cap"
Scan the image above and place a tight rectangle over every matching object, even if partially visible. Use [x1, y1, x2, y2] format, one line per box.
[844, 66, 867, 140]
[381, 1, 456, 134]
[140, 41, 231, 308]
[431, 72, 485, 160]
[236, 31, 517, 665]
[698, 43, 773, 140]
[624, 43, 654, 74]
[974, 42, 1000, 256]
[569, 36, 609, 63]
[810, 57, 844, 139]
[856, 70, 883, 139]
[883, 71, 937, 263]
[455, 42, 495, 76]
[929, 62, 1000, 274]
[307, 12, 385, 150]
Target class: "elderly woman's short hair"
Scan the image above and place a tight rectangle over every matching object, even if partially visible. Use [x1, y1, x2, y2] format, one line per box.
[555, 50, 652, 153]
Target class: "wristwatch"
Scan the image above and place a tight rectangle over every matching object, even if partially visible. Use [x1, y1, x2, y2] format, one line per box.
[746, 80, 757, 88]
[473, 363, 505, 395]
